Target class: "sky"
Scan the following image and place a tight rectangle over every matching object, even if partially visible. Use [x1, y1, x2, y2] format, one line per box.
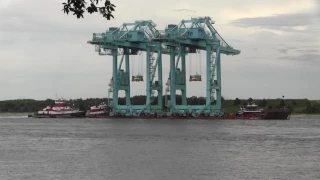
[0, 0, 319, 100]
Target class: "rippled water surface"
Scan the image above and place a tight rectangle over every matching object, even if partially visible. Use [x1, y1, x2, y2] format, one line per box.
[0, 115, 320, 180]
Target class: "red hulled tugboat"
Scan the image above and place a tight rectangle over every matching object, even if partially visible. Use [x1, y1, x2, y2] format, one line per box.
[236, 103, 264, 119]
[86, 102, 111, 118]
[30, 99, 85, 118]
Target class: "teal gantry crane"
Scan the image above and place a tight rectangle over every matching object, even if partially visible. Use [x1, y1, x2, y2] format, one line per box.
[88, 16, 240, 117]
[88, 20, 178, 116]
[155, 16, 240, 116]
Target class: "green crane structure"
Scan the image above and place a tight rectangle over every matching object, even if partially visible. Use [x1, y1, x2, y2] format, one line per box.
[88, 16, 240, 117]
[155, 16, 240, 116]
[88, 20, 178, 116]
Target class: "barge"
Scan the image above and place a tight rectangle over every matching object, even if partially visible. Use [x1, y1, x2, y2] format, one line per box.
[98, 103, 291, 120]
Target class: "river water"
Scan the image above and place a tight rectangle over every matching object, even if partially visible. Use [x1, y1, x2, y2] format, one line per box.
[0, 115, 319, 180]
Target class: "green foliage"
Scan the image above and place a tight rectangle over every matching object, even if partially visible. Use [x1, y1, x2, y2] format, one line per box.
[187, 96, 206, 105]
[306, 101, 312, 110]
[279, 99, 285, 108]
[258, 99, 268, 107]
[292, 100, 297, 106]
[62, 0, 116, 20]
[303, 100, 319, 113]
[223, 98, 320, 114]
[247, 97, 253, 103]
[233, 98, 241, 106]
[286, 104, 293, 111]
[1, 98, 320, 114]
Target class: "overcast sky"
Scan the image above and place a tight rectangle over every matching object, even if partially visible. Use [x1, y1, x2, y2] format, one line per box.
[0, 0, 319, 100]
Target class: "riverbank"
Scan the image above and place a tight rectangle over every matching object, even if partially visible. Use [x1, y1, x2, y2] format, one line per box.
[0, 98, 319, 114]
[1, 112, 319, 118]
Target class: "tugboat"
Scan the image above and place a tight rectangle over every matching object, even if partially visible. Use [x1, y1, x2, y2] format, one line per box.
[86, 102, 111, 118]
[236, 103, 264, 119]
[30, 99, 85, 118]
[236, 103, 291, 120]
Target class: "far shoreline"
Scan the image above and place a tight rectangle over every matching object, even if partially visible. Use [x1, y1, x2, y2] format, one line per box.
[1, 112, 320, 116]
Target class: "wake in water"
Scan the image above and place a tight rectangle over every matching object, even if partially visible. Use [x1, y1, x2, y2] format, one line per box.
[0, 115, 28, 119]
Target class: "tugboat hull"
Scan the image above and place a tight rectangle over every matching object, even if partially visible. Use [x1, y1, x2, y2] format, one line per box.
[29, 98, 85, 118]
[86, 102, 111, 118]
[30, 112, 85, 118]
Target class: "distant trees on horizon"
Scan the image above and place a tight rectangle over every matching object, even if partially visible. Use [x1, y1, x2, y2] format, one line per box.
[0, 96, 319, 114]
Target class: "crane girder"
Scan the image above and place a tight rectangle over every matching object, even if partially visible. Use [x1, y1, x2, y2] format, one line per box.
[88, 17, 240, 55]
[108, 20, 161, 41]
[89, 38, 178, 55]
[88, 20, 174, 54]
[162, 16, 240, 55]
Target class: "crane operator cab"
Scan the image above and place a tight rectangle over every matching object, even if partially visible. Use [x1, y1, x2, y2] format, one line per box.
[189, 74, 202, 82]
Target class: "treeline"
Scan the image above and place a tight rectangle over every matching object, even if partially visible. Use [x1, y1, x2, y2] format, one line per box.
[228, 98, 320, 114]
[0, 98, 106, 113]
[0, 95, 212, 113]
[0, 96, 319, 114]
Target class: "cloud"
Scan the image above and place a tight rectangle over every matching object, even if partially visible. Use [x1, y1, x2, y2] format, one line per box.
[230, 13, 319, 30]
[279, 53, 320, 65]
[1, 0, 320, 100]
[0, 11, 108, 34]
[171, 8, 197, 13]
[0, 0, 122, 35]
[276, 46, 299, 54]
[0, 39, 15, 45]
[251, 30, 279, 37]
[243, 56, 263, 60]
[277, 49, 288, 54]
[296, 49, 319, 53]
[227, 39, 244, 43]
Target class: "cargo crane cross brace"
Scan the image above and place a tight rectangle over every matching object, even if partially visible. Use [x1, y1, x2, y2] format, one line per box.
[87, 16, 241, 118]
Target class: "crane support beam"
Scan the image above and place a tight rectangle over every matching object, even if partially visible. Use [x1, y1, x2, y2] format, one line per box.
[206, 45, 212, 106]
[215, 46, 222, 109]
[112, 48, 118, 113]
[146, 46, 151, 107]
[181, 48, 187, 106]
[125, 48, 131, 106]
[169, 52, 176, 113]
[157, 48, 163, 109]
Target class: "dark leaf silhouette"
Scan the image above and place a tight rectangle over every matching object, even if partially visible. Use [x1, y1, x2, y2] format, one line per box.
[62, 0, 116, 20]
[105, 0, 110, 6]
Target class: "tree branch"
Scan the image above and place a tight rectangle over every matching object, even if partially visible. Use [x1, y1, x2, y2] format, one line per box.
[62, 0, 116, 20]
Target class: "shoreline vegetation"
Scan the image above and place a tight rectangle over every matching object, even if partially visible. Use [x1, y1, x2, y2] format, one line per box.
[0, 96, 319, 114]
[1, 113, 320, 116]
